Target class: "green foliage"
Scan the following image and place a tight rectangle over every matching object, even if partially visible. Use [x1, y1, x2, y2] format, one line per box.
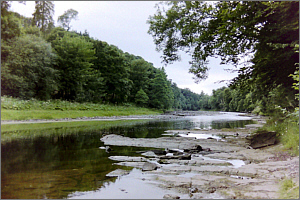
[279, 178, 299, 199]
[148, 1, 299, 115]
[128, 59, 151, 101]
[1, 34, 58, 100]
[1, 11, 23, 41]
[92, 40, 132, 103]
[32, 1, 55, 34]
[148, 1, 299, 82]
[148, 68, 174, 111]
[135, 89, 149, 107]
[51, 33, 96, 100]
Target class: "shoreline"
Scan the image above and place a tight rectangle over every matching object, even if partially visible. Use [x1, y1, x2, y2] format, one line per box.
[1, 111, 265, 125]
[1, 114, 182, 125]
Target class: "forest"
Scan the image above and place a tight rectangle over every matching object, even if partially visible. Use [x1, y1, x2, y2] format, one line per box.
[1, 1, 204, 112]
[1, 1, 299, 117]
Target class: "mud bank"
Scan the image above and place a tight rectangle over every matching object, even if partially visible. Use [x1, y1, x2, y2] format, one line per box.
[100, 117, 299, 199]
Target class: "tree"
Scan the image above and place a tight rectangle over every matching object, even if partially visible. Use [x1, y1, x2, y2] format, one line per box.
[148, 2, 298, 82]
[128, 59, 151, 101]
[149, 68, 174, 110]
[57, 8, 78, 31]
[32, 1, 55, 34]
[92, 40, 132, 103]
[148, 1, 299, 113]
[135, 89, 149, 107]
[51, 34, 95, 100]
[1, 34, 58, 100]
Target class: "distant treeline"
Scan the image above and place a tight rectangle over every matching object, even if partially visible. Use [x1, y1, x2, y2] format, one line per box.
[1, 2, 206, 111]
[1, 1, 298, 115]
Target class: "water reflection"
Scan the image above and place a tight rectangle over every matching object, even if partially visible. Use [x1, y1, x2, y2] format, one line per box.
[1, 112, 254, 199]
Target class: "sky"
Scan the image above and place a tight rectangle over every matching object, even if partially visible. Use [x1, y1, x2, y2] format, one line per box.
[10, 1, 239, 95]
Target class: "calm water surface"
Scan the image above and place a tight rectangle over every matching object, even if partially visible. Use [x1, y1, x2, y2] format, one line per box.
[1, 112, 253, 199]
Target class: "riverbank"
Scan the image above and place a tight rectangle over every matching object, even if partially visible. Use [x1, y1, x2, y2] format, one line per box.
[1, 96, 162, 121]
[1, 114, 183, 125]
[99, 116, 299, 199]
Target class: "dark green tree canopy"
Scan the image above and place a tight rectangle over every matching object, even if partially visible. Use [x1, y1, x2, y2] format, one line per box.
[1, 34, 58, 100]
[32, 1, 55, 34]
[148, 1, 299, 83]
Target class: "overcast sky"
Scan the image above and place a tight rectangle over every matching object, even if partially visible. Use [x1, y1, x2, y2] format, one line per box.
[10, 1, 238, 95]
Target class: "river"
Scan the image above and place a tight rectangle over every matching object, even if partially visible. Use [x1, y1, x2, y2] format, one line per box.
[1, 111, 254, 199]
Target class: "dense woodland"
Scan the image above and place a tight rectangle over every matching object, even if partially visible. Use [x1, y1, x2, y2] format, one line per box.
[1, 1, 299, 116]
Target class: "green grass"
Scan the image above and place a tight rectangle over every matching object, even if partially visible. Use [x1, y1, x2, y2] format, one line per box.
[1, 96, 162, 120]
[279, 178, 299, 199]
[260, 115, 299, 156]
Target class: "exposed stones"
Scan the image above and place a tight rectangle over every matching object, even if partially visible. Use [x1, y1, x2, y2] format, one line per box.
[105, 146, 112, 153]
[207, 186, 216, 193]
[142, 162, 158, 171]
[246, 130, 278, 149]
[106, 169, 130, 177]
[141, 151, 158, 157]
[149, 149, 167, 155]
[163, 194, 180, 199]
[109, 156, 147, 162]
[102, 121, 298, 200]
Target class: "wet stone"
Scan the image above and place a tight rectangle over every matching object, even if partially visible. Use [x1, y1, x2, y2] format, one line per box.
[142, 162, 158, 171]
[106, 169, 130, 177]
[163, 194, 180, 199]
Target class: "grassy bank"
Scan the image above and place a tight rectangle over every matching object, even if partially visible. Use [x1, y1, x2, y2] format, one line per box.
[260, 112, 299, 156]
[1, 96, 162, 121]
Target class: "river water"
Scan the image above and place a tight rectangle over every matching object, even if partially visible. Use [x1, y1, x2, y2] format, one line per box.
[1, 112, 254, 199]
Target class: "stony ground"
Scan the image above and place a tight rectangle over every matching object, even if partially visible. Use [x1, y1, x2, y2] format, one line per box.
[100, 116, 299, 199]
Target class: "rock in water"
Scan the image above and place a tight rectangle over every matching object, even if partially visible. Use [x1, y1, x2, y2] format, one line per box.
[105, 146, 112, 153]
[150, 149, 167, 155]
[142, 162, 158, 171]
[163, 194, 180, 199]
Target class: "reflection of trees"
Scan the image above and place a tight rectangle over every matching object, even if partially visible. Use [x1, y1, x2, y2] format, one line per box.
[1, 117, 255, 198]
[211, 120, 253, 129]
[1, 131, 122, 199]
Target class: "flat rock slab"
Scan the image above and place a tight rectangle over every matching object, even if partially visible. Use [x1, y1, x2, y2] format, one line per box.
[109, 156, 148, 162]
[101, 134, 243, 153]
[142, 162, 159, 171]
[101, 129, 298, 199]
[106, 169, 131, 177]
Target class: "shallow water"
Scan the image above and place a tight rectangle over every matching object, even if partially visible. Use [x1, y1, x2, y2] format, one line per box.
[1, 112, 253, 199]
[68, 168, 190, 199]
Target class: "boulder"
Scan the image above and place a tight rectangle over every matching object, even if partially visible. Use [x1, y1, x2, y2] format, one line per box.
[184, 145, 203, 153]
[142, 162, 158, 171]
[246, 131, 278, 149]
